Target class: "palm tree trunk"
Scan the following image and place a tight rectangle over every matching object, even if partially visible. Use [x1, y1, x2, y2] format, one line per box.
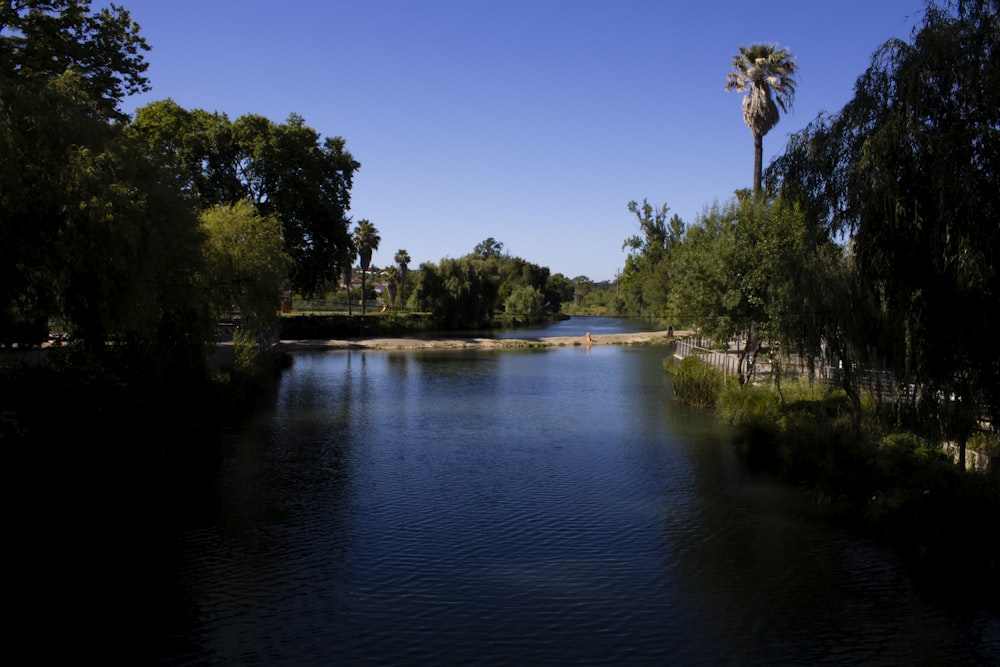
[753, 132, 764, 199]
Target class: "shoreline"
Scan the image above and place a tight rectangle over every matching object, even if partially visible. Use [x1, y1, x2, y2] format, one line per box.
[278, 330, 680, 352]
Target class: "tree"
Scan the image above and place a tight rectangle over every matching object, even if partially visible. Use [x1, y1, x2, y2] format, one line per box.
[127, 103, 360, 296]
[382, 266, 400, 310]
[767, 0, 1000, 461]
[353, 219, 380, 314]
[200, 200, 291, 366]
[619, 199, 682, 317]
[505, 285, 545, 317]
[726, 43, 798, 199]
[0, 0, 151, 123]
[667, 201, 742, 344]
[545, 273, 574, 312]
[474, 237, 504, 259]
[410, 257, 499, 329]
[1, 0, 155, 345]
[394, 248, 411, 307]
[341, 243, 357, 316]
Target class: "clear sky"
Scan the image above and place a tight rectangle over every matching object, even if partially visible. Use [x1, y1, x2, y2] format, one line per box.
[112, 0, 924, 282]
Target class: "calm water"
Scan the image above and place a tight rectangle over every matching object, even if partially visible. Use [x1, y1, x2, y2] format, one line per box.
[150, 317, 999, 665]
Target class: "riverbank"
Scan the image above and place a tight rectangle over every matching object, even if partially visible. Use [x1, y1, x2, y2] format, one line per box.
[278, 329, 681, 351]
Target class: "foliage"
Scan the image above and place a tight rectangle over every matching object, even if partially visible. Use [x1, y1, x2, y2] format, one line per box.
[353, 219, 380, 314]
[703, 374, 1000, 598]
[663, 355, 725, 408]
[394, 249, 412, 306]
[619, 199, 683, 318]
[663, 200, 741, 341]
[726, 43, 798, 197]
[716, 383, 781, 427]
[0, 0, 151, 123]
[2, 1, 133, 339]
[505, 285, 545, 316]
[766, 0, 1000, 444]
[545, 273, 575, 312]
[473, 237, 504, 259]
[382, 265, 400, 309]
[200, 200, 290, 361]
[127, 100, 360, 296]
[409, 257, 500, 329]
[0, 2, 217, 354]
[410, 239, 566, 329]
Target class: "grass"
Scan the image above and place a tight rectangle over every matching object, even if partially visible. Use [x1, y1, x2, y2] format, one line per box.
[666, 367, 1000, 602]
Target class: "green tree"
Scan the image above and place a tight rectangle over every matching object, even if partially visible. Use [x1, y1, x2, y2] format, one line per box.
[726, 43, 798, 199]
[767, 0, 1000, 460]
[545, 273, 574, 312]
[55, 133, 211, 353]
[474, 237, 504, 259]
[127, 102, 360, 296]
[410, 257, 499, 329]
[0, 0, 150, 122]
[505, 285, 545, 316]
[619, 199, 681, 317]
[341, 243, 357, 316]
[200, 200, 290, 365]
[394, 248, 411, 308]
[353, 219, 381, 314]
[571, 275, 591, 308]
[382, 265, 400, 309]
[1, 0, 155, 345]
[667, 201, 741, 343]
[497, 256, 549, 308]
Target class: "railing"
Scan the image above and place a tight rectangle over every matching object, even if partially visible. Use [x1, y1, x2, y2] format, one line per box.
[674, 338, 742, 377]
[674, 337, 841, 386]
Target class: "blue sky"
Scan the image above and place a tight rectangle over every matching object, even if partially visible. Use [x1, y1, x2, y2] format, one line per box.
[113, 0, 923, 282]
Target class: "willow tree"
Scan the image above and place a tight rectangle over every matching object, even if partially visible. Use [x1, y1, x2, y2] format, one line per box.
[726, 44, 798, 199]
[200, 201, 291, 368]
[768, 1, 1000, 465]
[353, 219, 381, 314]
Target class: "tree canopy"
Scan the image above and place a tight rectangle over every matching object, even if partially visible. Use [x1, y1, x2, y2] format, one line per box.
[128, 100, 360, 296]
[0, 0, 213, 352]
[767, 0, 1000, 434]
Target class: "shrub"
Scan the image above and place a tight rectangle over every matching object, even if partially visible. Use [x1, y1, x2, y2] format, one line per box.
[664, 356, 725, 408]
[717, 384, 781, 426]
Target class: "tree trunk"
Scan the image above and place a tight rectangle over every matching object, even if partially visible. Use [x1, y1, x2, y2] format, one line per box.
[753, 132, 764, 199]
[344, 265, 352, 316]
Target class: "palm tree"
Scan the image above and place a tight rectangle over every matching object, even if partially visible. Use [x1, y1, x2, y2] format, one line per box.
[394, 248, 411, 308]
[726, 43, 797, 199]
[382, 266, 400, 310]
[353, 219, 381, 314]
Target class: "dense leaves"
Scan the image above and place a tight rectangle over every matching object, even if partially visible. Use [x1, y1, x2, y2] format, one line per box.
[408, 239, 564, 329]
[128, 101, 360, 296]
[0, 1, 213, 352]
[626, 2, 998, 454]
[767, 0, 1000, 439]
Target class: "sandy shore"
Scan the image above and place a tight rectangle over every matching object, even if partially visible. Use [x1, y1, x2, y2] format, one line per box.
[279, 330, 679, 352]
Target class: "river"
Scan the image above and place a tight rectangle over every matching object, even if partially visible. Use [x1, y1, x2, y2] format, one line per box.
[146, 317, 999, 665]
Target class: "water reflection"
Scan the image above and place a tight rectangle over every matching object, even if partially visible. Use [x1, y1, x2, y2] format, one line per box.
[149, 320, 1000, 666]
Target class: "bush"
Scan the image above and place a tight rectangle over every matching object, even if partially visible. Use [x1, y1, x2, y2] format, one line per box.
[717, 384, 781, 426]
[664, 355, 725, 408]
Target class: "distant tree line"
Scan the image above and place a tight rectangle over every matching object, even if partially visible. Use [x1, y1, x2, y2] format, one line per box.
[406, 237, 574, 330]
